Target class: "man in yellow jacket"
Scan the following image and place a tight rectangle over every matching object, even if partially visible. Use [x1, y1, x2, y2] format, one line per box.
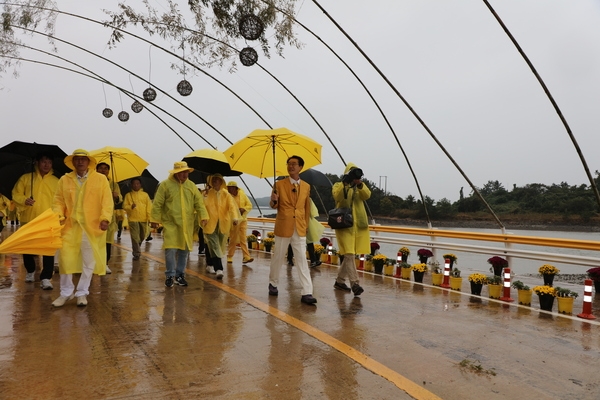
[150, 162, 209, 288]
[12, 152, 60, 290]
[52, 149, 114, 307]
[123, 177, 152, 260]
[203, 174, 239, 279]
[226, 181, 253, 265]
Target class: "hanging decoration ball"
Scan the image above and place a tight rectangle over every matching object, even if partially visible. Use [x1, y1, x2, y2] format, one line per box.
[102, 108, 113, 118]
[118, 111, 130, 122]
[143, 87, 157, 102]
[131, 100, 144, 113]
[177, 80, 193, 96]
[239, 47, 258, 67]
[239, 14, 264, 41]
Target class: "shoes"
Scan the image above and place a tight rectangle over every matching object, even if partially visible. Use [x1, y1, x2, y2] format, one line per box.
[268, 283, 278, 296]
[175, 275, 188, 286]
[76, 295, 87, 307]
[40, 279, 53, 290]
[242, 257, 254, 263]
[52, 293, 74, 307]
[227, 257, 233, 263]
[301, 294, 317, 304]
[310, 261, 322, 268]
[106, 266, 112, 274]
[334, 281, 352, 292]
[132, 255, 140, 261]
[165, 276, 174, 288]
[25, 272, 35, 282]
[146, 236, 153, 241]
[351, 283, 364, 296]
[216, 270, 224, 280]
[287, 260, 294, 267]
[206, 266, 215, 274]
[117, 232, 121, 239]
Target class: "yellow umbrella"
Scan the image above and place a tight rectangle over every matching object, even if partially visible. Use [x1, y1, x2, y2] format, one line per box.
[223, 127, 322, 184]
[0, 208, 62, 256]
[89, 146, 149, 182]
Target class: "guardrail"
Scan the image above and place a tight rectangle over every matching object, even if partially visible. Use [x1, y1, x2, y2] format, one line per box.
[247, 217, 600, 268]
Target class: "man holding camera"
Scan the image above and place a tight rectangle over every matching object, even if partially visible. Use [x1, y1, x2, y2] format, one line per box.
[332, 163, 371, 296]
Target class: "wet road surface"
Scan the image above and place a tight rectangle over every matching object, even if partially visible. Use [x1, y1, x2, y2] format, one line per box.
[1, 228, 599, 399]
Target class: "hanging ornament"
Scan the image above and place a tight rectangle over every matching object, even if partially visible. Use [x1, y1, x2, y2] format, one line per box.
[131, 100, 144, 113]
[239, 47, 258, 67]
[177, 80, 193, 96]
[239, 14, 264, 40]
[102, 108, 113, 118]
[118, 111, 130, 122]
[143, 88, 157, 102]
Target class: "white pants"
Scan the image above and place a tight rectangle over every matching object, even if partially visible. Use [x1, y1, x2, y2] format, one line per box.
[60, 231, 95, 297]
[269, 230, 313, 296]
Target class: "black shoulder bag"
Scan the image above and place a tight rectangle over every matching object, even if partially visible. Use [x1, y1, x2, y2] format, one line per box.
[327, 186, 353, 229]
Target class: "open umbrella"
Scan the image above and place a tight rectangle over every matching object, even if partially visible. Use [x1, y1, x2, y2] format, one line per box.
[0, 141, 69, 200]
[223, 127, 322, 184]
[89, 146, 149, 183]
[278, 168, 332, 188]
[119, 169, 159, 199]
[0, 208, 62, 255]
[182, 148, 242, 177]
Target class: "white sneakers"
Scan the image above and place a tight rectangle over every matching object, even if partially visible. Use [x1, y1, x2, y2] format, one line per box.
[40, 279, 53, 290]
[76, 295, 87, 307]
[206, 266, 215, 274]
[52, 294, 74, 307]
[216, 270, 224, 279]
[105, 266, 112, 274]
[25, 272, 35, 282]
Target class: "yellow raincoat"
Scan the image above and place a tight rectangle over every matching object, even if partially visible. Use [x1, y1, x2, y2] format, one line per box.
[0, 194, 10, 227]
[203, 176, 240, 235]
[53, 170, 114, 274]
[151, 175, 209, 250]
[12, 166, 59, 224]
[123, 189, 152, 222]
[306, 199, 325, 244]
[333, 163, 371, 255]
[105, 179, 122, 243]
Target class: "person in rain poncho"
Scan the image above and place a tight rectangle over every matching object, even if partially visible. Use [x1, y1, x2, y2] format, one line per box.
[123, 177, 152, 261]
[226, 181, 253, 265]
[306, 198, 325, 267]
[51, 149, 114, 307]
[332, 162, 371, 296]
[150, 161, 209, 288]
[96, 162, 123, 274]
[0, 193, 10, 232]
[203, 174, 240, 279]
[12, 152, 60, 290]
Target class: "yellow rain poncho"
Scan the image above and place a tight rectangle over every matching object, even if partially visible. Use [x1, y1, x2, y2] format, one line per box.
[12, 166, 59, 224]
[0, 194, 10, 227]
[123, 189, 152, 222]
[332, 163, 371, 255]
[306, 198, 325, 244]
[151, 175, 208, 250]
[53, 171, 114, 274]
[203, 175, 240, 235]
[105, 179, 122, 243]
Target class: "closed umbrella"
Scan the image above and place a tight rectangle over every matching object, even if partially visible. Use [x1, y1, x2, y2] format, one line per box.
[89, 146, 149, 183]
[0, 208, 62, 255]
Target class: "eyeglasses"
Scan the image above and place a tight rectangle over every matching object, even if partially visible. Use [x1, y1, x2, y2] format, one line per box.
[287, 162, 299, 166]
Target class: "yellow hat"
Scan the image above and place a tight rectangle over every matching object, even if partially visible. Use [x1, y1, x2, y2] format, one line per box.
[64, 149, 97, 171]
[226, 181, 238, 187]
[169, 161, 194, 174]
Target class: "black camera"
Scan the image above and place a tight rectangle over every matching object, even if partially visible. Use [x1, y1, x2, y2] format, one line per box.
[343, 167, 363, 183]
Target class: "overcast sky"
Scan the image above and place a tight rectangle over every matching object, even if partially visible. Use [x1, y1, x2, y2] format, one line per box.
[2, 0, 600, 203]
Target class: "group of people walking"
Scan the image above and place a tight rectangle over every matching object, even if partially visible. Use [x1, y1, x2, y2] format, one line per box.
[7, 148, 372, 308]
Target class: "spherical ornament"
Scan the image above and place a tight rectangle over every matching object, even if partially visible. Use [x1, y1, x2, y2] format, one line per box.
[177, 80, 193, 96]
[143, 87, 157, 102]
[239, 47, 258, 67]
[102, 108, 113, 118]
[118, 111, 130, 122]
[239, 14, 264, 41]
[131, 100, 144, 113]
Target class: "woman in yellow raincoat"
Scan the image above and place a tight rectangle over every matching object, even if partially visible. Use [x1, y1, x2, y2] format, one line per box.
[332, 162, 371, 296]
[202, 174, 240, 279]
[0, 193, 10, 232]
[96, 162, 123, 274]
[52, 149, 114, 307]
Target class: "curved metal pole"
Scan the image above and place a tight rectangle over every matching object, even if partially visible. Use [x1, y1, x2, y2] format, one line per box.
[482, 0, 600, 212]
[311, 0, 504, 230]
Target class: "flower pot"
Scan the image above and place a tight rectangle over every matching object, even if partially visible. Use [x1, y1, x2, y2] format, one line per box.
[543, 274, 555, 286]
[492, 265, 503, 277]
[488, 284, 502, 299]
[557, 296, 574, 314]
[470, 282, 483, 295]
[517, 289, 532, 306]
[383, 264, 395, 276]
[401, 254, 408, 263]
[373, 261, 384, 274]
[265, 244, 272, 253]
[431, 273, 443, 286]
[413, 270, 425, 283]
[538, 294, 555, 311]
[331, 255, 339, 265]
[418, 256, 428, 264]
[247, 241, 254, 249]
[449, 277, 463, 291]
[364, 261, 374, 272]
[401, 267, 412, 280]
[259, 243, 264, 250]
[321, 253, 328, 262]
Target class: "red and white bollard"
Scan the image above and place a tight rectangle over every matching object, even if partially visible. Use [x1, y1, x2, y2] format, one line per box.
[577, 279, 596, 320]
[327, 244, 332, 264]
[500, 267, 514, 302]
[357, 254, 365, 271]
[394, 252, 403, 277]
[440, 258, 451, 288]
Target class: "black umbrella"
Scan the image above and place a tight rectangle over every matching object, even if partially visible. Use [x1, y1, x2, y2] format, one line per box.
[182, 148, 242, 177]
[0, 141, 69, 200]
[119, 169, 159, 199]
[277, 168, 332, 187]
